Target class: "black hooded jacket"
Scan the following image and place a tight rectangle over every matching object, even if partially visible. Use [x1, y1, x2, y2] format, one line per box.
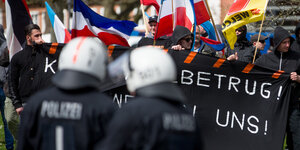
[255, 26, 300, 106]
[225, 25, 253, 61]
[98, 82, 201, 150]
[291, 22, 300, 54]
[255, 26, 299, 72]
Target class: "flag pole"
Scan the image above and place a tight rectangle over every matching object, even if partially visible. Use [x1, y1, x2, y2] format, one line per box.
[172, 0, 175, 31]
[153, 0, 164, 46]
[190, 0, 197, 52]
[203, 0, 220, 42]
[252, 0, 270, 64]
[140, 4, 149, 36]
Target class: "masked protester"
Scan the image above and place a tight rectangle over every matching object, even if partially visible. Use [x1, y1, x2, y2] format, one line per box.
[17, 37, 117, 150]
[98, 47, 201, 150]
[226, 25, 252, 61]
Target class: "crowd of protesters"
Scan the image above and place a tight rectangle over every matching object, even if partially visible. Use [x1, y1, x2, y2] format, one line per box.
[0, 16, 299, 150]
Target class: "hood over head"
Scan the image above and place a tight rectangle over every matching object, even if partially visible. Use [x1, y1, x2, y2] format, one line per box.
[236, 25, 248, 42]
[170, 25, 192, 45]
[273, 26, 293, 51]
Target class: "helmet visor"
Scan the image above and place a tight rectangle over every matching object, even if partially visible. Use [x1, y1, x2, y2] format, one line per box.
[107, 51, 130, 85]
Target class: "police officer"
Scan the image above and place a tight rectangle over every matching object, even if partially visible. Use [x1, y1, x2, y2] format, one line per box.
[17, 37, 117, 150]
[98, 47, 201, 150]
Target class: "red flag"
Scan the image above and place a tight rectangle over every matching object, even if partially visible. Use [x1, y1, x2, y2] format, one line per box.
[140, 0, 161, 13]
[194, 0, 210, 25]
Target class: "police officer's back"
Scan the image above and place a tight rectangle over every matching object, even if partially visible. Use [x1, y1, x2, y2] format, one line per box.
[17, 37, 117, 150]
[98, 47, 201, 150]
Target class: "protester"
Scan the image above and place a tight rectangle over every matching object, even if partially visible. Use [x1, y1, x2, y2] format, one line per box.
[229, 34, 267, 63]
[169, 25, 194, 50]
[98, 47, 201, 150]
[147, 15, 157, 38]
[194, 25, 203, 50]
[226, 25, 252, 61]
[137, 15, 169, 48]
[288, 22, 300, 150]
[8, 24, 46, 115]
[193, 25, 218, 56]
[255, 26, 300, 150]
[17, 37, 117, 150]
[199, 24, 208, 38]
[0, 24, 14, 150]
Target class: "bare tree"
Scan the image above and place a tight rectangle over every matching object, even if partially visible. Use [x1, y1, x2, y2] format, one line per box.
[248, 0, 300, 33]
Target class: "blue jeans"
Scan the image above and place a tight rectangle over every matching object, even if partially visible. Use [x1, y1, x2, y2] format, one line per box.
[0, 88, 14, 150]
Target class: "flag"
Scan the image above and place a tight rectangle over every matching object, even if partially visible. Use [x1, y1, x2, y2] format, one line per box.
[194, 0, 210, 25]
[140, 0, 160, 13]
[72, 0, 137, 47]
[154, 0, 173, 39]
[200, 21, 216, 40]
[200, 36, 224, 51]
[45, 2, 71, 43]
[155, 0, 194, 39]
[5, 0, 32, 59]
[174, 0, 194, 31]
[222, 0, 269, 49]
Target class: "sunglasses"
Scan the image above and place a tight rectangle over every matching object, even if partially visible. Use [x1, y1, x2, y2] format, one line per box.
[236, 29, 244, 32]
[259, 40, 265, 44]
[184, 37, 193, 42]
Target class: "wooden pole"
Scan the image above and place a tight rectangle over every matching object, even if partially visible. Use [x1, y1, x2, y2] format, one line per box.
[172, 0, 175, 31]
[203, 0, 220, 42]
[140, 4, 149, 35]
[252, 0, 270, 64]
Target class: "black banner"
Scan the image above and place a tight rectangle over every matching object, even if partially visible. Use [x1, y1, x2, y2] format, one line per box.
[169, 50, 290, 150]
[105, 46, 291, 150]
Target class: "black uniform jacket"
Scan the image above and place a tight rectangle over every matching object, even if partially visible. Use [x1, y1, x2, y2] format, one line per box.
[98, 82, 202, 150]
[17, 87, 117, 150]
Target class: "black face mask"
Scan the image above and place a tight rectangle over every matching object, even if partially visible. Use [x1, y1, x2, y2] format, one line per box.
[201, 32, 208, 37]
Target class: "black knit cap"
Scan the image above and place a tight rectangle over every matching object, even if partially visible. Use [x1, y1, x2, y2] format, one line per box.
[273, 26, 293, 51]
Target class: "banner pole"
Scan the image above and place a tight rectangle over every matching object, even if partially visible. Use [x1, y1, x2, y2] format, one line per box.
[203, 0, 220, 42]
[252, 0, 270, 64]
[140, 4, 149, 36]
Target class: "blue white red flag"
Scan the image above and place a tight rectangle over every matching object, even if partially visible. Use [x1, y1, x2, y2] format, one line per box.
[72, 0, 137, 47]
[45, 2, 71, 43]
[5, 0, 32, 59]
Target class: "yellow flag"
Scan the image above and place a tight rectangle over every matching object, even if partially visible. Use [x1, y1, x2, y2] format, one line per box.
[222, 0, 269, 49]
